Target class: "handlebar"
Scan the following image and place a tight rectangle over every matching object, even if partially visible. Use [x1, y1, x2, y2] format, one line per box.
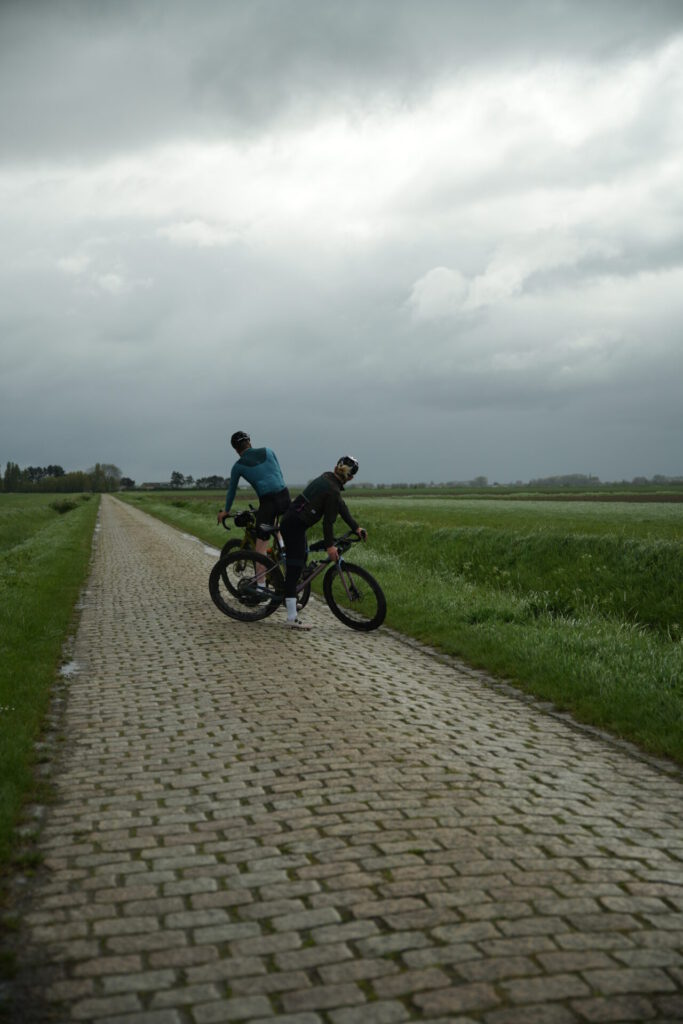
[218, 506, 257, 530]
[308, 530, 363, 553]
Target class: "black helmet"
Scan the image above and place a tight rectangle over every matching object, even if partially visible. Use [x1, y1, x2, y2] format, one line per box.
[230, 430, 251, 451]
[335, 455, 359, 482]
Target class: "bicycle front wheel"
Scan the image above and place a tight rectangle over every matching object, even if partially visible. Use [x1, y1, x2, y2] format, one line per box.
[209, 550, 284, 622]
[323, 561, 386, 631]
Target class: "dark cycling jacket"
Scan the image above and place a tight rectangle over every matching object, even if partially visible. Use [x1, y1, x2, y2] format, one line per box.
[288, 471, 359, 547]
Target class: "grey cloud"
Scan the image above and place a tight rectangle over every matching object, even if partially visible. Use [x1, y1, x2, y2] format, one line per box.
[2, 0, 682, 160]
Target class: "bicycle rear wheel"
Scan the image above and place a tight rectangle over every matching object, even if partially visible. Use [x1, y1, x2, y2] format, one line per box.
[209, 550, 284, 622]
[220, 538, 243, 560]
[323, 561, 386, 631]
[297, 581, 311, 611]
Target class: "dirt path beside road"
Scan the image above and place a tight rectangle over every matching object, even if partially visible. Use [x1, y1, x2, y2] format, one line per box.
[4, 494, 682, 1022]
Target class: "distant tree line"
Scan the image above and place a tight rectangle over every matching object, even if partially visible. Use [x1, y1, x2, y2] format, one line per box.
[8, 462, 678, 494]
[148, 471, 683, 492]
[526, 473, 683, 487]
[168, 472, 226, 489]
[349, 473, 683, 489]
[1, 461, 128, 493]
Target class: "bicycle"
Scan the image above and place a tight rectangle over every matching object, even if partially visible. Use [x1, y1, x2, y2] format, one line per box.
[217, 506, 312, 612]
[209, 529, 386, 631]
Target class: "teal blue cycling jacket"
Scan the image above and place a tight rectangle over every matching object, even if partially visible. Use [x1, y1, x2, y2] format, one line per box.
[224, 447, 286, 512]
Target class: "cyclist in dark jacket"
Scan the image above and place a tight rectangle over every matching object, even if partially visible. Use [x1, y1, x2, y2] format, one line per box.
[217, 431, 290, 563]
[279, 455, 367, 630]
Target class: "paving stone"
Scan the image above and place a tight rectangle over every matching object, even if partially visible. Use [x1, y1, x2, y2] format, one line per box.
[484, 1005, 579, 1024]
[501, 972, 592, 1002]
[72, 954, 144, 978]
[71, 993, 142, 1019]
[44, 978, 95, 1001]
[317, 957, 398, 984]
[654, 993, 683, 1018]
[281, 983, 366, 1012]
[579, 966, 677, 995]
[250, 1016, 322, 1024]
[150, 983, 223, 1007]
[101, 968, 176, 994]
[193, 995, 273, 1021]
[570, 994, 658, 1021]
[100, 1011, 185, 1024]
[184, 955, 267, 984]
[328, 1001, 411, 1023]
[457, 954, 541, 981]
[413, 981, 500, 1014]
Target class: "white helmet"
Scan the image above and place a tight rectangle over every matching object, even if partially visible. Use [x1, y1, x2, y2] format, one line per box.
[335, 455, 359, 482]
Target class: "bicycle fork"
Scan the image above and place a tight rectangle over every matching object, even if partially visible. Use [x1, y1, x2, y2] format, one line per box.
[334, 559, 362, 602]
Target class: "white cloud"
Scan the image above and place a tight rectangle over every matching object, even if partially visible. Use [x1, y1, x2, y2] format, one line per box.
[410, 235, 620, 319]
[57, 253, 91, 275]
[408, 267, 469, 320]
[157, 219, 239, 248]
[95, 273, 126, 295]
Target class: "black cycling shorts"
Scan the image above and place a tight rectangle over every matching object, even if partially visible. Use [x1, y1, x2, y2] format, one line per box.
[255, 487, 290, 540]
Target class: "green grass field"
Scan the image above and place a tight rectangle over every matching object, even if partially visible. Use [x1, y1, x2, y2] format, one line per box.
[0, 493, 100, 869]
[120, 489, 683, 763]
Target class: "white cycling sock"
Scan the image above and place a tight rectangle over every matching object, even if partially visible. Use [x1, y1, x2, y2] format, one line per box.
[285, 597, 297, 621]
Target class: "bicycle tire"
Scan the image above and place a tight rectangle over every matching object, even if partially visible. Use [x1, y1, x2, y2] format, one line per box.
[209, 550, 284, 622]
[220, 537, 243, 560]
[219, 538, 245, 588]
[322, 561, 386, 631]
[296, 581, 311, 612]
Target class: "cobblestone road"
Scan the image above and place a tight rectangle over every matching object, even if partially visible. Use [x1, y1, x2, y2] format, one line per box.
[5, 495, 683, 1023]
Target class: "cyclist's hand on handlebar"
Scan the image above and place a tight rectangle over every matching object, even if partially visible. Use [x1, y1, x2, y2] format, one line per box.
[327, 545, 340, 562]
[217, 510, 229, 525]
[356, 527, 367, 541]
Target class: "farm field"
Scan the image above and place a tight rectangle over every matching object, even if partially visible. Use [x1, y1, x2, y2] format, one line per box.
[0, 493, 100, 868]
[120, 489, 683, 763]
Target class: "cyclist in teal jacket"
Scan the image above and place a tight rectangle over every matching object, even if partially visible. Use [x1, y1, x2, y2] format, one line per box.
[217, 432, 290, 563]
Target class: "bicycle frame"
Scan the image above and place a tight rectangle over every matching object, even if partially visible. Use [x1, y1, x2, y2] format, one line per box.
[220, 521, 359, 593]
[221, 506, 286, 565]
[293, 532, 361, 596]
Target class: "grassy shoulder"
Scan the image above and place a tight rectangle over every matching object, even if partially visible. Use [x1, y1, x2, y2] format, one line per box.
[0, 494, 100, 868]
[119, 491, 683, 765]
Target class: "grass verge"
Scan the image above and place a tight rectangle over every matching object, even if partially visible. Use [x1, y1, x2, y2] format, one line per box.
[0, 495, 100, 869]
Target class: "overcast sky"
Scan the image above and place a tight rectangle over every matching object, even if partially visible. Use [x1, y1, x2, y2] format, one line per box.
[1, 0, 682, 485]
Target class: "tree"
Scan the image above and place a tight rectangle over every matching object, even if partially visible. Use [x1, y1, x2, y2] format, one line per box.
[3, 461, 21, 491]
[170, 471, 185, 489]
[195, 475, 226, 489]
[120, 477, 135, 490]
[88, 463, 107, 492]
[87, 464, 122, 491]
[100, 464, 121, 484]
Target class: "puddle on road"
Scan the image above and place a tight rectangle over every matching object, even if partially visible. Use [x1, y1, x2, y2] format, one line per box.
[180, 532, 220, 558]
[59, 661, 80, 677]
